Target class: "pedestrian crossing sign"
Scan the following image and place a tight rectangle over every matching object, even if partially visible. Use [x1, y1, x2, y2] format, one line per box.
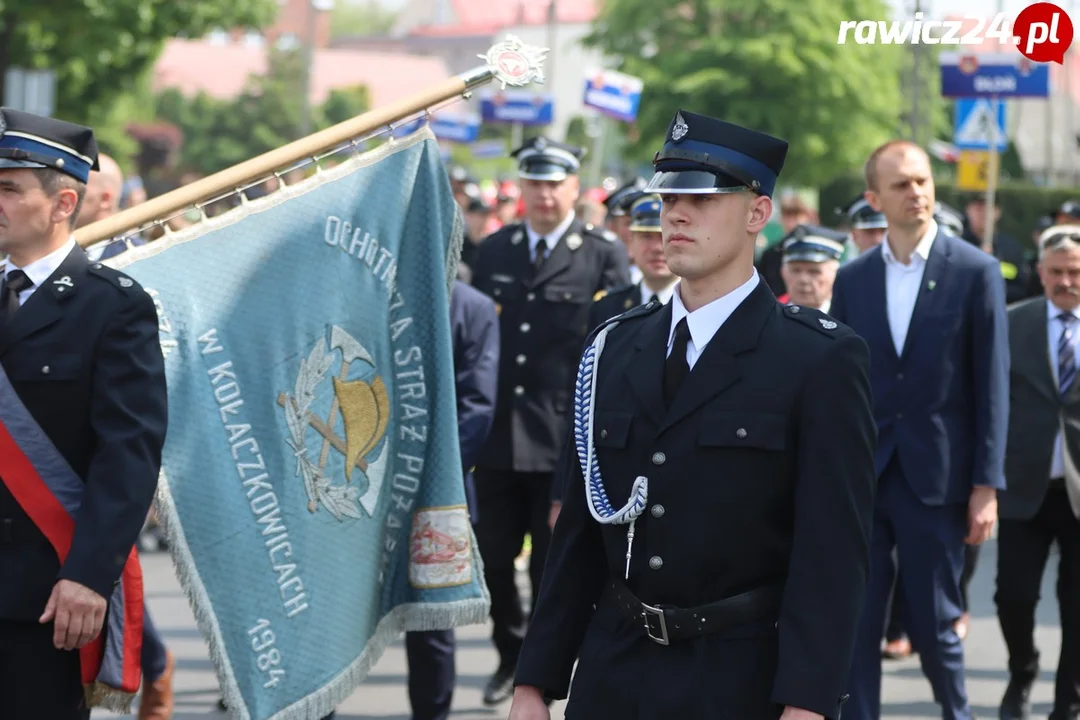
[953, 99, 1007, 152]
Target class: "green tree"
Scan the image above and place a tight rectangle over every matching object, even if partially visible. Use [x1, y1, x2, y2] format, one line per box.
[154, 48, 370, 176]
[0, 0, 276, 122]
[329, 0, 399, 37]
[584, 0, 909, 187]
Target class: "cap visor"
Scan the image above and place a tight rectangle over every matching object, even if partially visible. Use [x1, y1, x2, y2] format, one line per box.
[645, 170, 747, 194]
[0, 158, 48, 171]
[852, 220, 888, 230]
[629, 223, 662, 232]
[519, 162, 572, 181]
[784, 252, 836, 264]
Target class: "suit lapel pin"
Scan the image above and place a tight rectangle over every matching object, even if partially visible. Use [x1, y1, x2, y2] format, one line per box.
[927, 280, 936, 291]
[511, 229, 524, 245]
[566, 233, 582, 251]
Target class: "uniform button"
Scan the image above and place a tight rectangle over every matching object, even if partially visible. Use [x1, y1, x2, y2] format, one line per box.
[649, 556, 663, 570]
[514, 386, 525, 396]
[896, 412, 903, 419]
[652, 452, 666, 465]
[897, 372, 904, 380]
[651, 504, 665, 518]
[516, 354, 527, 365]
[600, 429, 608, 439]
[41, 365, 50, 375]
[563, 292, 572, 300]
[494, 288, 502, 296]
[526, 292, 536, 301]
[736, 428, 747, 439]
[790, 306, 800, 313]
[520, 322, 531, 333]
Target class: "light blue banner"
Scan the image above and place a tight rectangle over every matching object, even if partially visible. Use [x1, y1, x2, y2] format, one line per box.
[110, 129, 488, 720]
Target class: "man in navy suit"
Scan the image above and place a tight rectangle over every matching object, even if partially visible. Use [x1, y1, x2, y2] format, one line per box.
[404, 279, 499, 720]
[831, 140, 1009, 720]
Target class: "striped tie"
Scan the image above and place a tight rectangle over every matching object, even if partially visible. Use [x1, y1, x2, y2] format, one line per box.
[1059, 312, 1077, 396]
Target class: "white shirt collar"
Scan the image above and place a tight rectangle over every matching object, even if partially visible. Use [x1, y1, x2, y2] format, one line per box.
[1047, 298, 1080, 324]
[668, 269, 760, 352]
[2, 236, 77, 287]
[881, 219, 937, 268]
[640, 279, 679, 307]
[525, 210, 576, 255]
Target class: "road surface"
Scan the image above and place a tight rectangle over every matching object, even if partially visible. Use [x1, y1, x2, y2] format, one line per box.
[98, 538, 1063, 719]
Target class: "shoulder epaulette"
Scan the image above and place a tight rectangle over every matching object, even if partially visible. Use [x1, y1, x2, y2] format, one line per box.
[585, 296, 663, 345]
[782, 304, 846, 338]
[88, 261, 143, 293]
[583, 223, 618, 242]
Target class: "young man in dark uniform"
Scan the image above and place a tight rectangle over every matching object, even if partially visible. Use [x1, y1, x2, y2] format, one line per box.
[0, 108, 167, 719]
[507, 109, 877, 720]
[469, 135, 630, 705]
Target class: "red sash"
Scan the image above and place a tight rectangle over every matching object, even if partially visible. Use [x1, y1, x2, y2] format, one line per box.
[0, 376, 144, 708]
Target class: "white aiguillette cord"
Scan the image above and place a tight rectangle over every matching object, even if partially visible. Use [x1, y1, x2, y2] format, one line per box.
[574, 320, 648, 580]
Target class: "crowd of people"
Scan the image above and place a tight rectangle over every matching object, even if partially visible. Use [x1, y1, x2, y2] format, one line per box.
[1, 99, 1079, 720]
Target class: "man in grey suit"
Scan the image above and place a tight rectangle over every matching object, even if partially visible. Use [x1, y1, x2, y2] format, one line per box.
[998, 224, 1080, 720]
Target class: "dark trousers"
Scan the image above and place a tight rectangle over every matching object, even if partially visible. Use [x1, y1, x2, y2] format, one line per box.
[406, 630, 455, 720]
[995, 483, 1080, 719]
[847, 458, 972, 720]
[886, 543, 981, 642]
[0, 619, 89, 719]
[473, 468, 553, 670]
[142, 601, 169, 681]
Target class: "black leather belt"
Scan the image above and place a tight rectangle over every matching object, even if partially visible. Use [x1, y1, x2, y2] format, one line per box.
[608, 579, 784, 645]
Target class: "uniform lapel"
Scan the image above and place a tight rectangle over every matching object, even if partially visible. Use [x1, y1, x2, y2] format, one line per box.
[900, 229, 950, 364]
[507, 225, 532, 283]
[659, 281, 776, 435]
[0, 245, 85, 358]
[529, 220, 580, 289]
[623, 302, 670, 429]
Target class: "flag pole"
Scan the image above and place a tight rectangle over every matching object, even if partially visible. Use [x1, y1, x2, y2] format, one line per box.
[74, 36, 547, 248]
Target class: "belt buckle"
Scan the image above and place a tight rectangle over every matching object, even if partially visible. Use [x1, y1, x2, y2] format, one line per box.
[640, 602, 670, 645]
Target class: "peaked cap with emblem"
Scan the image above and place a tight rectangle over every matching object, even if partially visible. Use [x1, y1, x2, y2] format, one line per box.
[781, 224, 847, 264]
[646, 109, 788, 197]
[511, 135, 586, 182]
[0, 108, 100, 183]
[604, 177, 648, 216]
[628, 193, 662, 232]
[836, 194, 888, 230]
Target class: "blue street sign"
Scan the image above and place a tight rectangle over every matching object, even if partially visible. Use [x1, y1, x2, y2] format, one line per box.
[939, 52, 1050, 98]
[953, 98, 1008, 151]
[388, 113, 480, 144]
[429, 114, 480, 144]
[582, 68, 644, 123]
[479, 91, 554, 126]
[469, 140, 507, 159]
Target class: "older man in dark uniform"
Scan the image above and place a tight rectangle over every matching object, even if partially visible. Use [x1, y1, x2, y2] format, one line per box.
[775, 225, 846, 311]
[470, 136, 630, 705]
[507, 109, 877, 720]
[0, 109, 167, 719]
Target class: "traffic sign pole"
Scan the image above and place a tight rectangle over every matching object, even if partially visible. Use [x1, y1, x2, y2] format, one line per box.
[983, 95, 999, 253]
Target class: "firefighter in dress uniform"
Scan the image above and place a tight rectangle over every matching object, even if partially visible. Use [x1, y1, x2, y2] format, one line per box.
[469, 135, 631, 705]
[507, 109, 877, 720]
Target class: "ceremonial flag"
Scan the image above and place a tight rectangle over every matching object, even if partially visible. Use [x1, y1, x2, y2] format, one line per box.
[109, 128, 489, 720]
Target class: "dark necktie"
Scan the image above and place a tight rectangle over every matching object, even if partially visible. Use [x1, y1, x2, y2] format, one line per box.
[664, 317, 691, 406]
[1, 269, 33, 319]
[1059, 312, 1077, 396]
[533, 238, 549, 273]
